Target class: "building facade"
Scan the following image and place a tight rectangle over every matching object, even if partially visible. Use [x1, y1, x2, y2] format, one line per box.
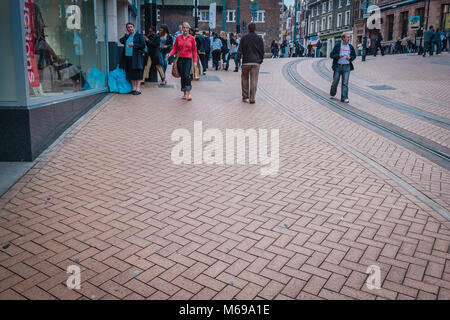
[149, 0, 283, 50]
[305, 0, 355, 56]
[353, 0, 450, 49]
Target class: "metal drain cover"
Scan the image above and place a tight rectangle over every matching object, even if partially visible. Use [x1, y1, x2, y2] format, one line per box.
[367, 85, 396, 90]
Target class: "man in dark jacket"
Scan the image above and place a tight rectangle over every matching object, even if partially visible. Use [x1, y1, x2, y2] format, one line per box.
[329, 33, 357, 103]
[236, 23, 264, 104]
[423, 26, 435, 56]
[374, 33, 384, 57]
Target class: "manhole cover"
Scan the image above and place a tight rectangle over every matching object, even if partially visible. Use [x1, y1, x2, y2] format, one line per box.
[200, 75, 221, 81]
[367, 85, 396, 90]
[260, 72, 270, 74]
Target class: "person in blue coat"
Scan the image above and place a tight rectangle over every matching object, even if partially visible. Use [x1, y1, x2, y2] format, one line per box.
[120, 22, 146, 95]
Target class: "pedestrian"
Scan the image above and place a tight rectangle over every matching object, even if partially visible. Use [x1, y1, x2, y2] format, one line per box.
[203, 31, 211, 72]
[271, 40, 279, 58]
[143, 26, 167, 85]
[173, 24, 183, 45]
[423, 25, 435, 56]
[120, 22, 146, 95]
[194, 29, 207, 75]
[220, 31, 229, 70]
[307, 43, 312, 57]
[433, 28, 442, 55]
[329, 33, 356, 103]
[159, 24, 172, 75]
[229, 33, 239, 72]
[211, 32, 222, 70]
[374, 32, 384, 56]
[236, 22, 264, 104]
[316, 39, 322, 58]
[169, 22, 197, 101]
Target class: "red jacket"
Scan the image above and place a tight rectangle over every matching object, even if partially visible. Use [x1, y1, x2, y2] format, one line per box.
[169, 34, 197, 64]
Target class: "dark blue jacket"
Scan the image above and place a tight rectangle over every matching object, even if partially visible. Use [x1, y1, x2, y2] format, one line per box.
[330, 42, 356, 71]
[120, 32, 146, 70]
[424, 29, 435, 42]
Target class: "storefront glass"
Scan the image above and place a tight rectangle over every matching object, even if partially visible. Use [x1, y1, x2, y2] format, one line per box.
[0, 0, 17, 102]
[25, 0, 107, 100]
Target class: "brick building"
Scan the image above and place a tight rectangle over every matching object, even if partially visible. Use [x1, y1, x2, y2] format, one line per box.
[140, 0, 283, 51]
[353, 0, 450, 49]
[305, 0, 355, 56]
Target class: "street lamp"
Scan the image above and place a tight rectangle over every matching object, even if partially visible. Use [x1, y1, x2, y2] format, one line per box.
[194, 0, 198, 30]
[237, 0, 241, 34]
[361, 0, 370, 62]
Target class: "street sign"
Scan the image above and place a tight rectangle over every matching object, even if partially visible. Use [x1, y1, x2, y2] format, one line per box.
[409, 16, 420, 29]
[209, 2, 216, 29]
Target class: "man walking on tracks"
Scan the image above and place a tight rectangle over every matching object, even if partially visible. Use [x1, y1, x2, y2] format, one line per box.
[237, 22, 265, 104]
[329, 33, 356, 103]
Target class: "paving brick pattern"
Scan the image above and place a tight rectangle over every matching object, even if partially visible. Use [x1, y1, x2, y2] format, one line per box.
[0, 56, 449, 300]
[259, 57, 450, 207]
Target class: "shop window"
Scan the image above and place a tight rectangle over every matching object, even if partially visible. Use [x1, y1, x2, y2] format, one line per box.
[199, 10, 209, 22]
[0, 0, 17, 102]
[415, 7, 424, 28]
[26, 0, 107, 100]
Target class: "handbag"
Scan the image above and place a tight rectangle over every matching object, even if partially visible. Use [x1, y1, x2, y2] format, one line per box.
[172, 37, 189, 78]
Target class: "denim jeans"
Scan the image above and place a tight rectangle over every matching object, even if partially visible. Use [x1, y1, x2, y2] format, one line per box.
[177, 57, 192, 92]
[330, 64, 351, 101]
[424, 41, 434, 55]
[160, 52, 168, 74]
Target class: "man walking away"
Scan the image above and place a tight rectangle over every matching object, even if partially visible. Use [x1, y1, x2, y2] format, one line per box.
[316, 40, 322, 58]
[329, 33, 356, 103]
[374, 32, 384, 56]
[423, 26, 435, 56]
[433, 28, 442, 55]
[237, 22, 264, 104]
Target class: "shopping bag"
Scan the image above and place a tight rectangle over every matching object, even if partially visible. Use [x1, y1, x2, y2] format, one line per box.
[108, 66, 132, 94]
[84, 66, 106, 90]
[172, 58, 180, 78]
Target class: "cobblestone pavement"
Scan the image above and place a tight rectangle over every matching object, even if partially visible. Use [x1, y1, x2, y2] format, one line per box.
[0, 54, 449, 300]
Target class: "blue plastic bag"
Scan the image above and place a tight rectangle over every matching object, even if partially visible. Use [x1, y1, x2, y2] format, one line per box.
[83, 66, 106, 90]
[108, 66, 132, 94]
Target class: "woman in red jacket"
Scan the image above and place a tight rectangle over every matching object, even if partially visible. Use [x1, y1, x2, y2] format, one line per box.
[169, 22, 197, 101]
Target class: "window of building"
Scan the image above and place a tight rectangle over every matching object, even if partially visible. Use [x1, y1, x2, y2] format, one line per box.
[311, 21, 315, 34]
[323, 2, 327, 13]
[251, 10, 265, 23]
[0, 0, 16, 102]
[329, 0, 333, 12]
[346, 0, 350, 6]
[339, 0, 342, 9]
[311, 8, 314, 18]
[316, 20, 319, 33]
[415, 7, 424, 28]
[345, 10, 350, 25]
[387, 14, 394, 40]
[401, 11, 409, 38]
[157, 9, 160, 22]
[199, 10, 209, 22]
[328, 15, 332, 29]
[337, 13, 342, 27]
[322, 17, 326, 31]
[226, 10, 236, 22]
[316, 7, 319, 16]
[24, 0, 108, 100]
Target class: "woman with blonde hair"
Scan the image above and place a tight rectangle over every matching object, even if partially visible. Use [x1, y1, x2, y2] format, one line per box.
[169, 22, 197, 101]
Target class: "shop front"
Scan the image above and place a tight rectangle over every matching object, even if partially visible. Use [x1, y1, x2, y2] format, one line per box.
[0, 0, 111, 161]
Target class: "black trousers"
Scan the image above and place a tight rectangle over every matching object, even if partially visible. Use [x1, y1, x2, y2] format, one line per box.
[177, 57, 192, 92]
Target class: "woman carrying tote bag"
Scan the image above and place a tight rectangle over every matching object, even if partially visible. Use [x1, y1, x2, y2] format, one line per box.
[169, 22, 197, 101]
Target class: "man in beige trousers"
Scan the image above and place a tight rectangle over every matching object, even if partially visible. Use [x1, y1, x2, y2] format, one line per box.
[236, 23, 265, 104]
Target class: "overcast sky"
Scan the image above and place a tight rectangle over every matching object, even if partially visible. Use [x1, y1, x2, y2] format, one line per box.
[284, 0, 295, 6]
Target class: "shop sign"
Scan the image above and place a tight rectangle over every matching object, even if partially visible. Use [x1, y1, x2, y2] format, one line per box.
[24, 0, 40, 88]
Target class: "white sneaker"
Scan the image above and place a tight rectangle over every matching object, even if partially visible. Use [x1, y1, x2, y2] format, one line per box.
[343, 99, 349, 103]
[330, 95, 335, 99]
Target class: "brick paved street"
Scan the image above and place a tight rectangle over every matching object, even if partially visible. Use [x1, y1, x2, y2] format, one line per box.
[0, 54, 449, 300]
